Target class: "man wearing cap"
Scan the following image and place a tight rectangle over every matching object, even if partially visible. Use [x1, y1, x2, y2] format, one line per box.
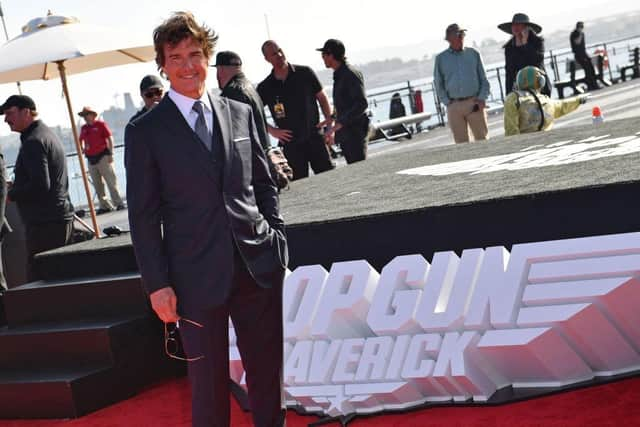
[258, 40, 335, 180]
[130, 74, 164, 123]
[215, 51, 270, 150]
[318, 39, 369, 163]
[570, 21, 599, 91]
[499, 13, 551, 96]
[433, 24, 490, 143]
[1, 95, 74, 281]
[78, 106, 124, 213]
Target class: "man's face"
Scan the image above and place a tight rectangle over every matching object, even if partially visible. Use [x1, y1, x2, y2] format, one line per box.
[3, 106, 32, 133]
[447, 31, 465, 50]
[263, 43, 287, 69]
[321, 51, 331, 68]
[162, 37, 209, 99]
[142, 87, 164, 109]
[83, 112, 97, 124]
[216, 66, 225, 89]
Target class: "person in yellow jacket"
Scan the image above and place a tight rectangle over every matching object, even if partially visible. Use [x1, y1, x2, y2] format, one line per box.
[504, 65, 588, 136]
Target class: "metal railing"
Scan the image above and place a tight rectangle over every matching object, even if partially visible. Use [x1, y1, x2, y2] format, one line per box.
[365, 33, 640, 128]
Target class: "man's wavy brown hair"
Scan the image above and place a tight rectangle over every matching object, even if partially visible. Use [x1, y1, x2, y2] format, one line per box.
[153, 11, 218, 69]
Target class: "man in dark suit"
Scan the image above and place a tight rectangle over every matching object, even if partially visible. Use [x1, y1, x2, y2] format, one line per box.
[125, 12, 287, 427]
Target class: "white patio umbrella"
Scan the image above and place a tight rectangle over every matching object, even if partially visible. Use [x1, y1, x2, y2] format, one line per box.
[0, 12, 156, 237]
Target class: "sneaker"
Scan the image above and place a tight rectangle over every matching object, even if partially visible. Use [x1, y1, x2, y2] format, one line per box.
[116, 204, 126, 211]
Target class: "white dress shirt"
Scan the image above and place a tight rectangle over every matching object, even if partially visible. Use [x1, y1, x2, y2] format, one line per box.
[168, 88, 214, 135]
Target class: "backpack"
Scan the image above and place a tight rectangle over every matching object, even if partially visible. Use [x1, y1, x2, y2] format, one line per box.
[266, 147, 293, 192]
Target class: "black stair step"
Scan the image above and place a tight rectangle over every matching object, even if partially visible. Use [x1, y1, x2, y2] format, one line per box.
[3, 273, 150, 326]
[0, 315, 162, 370]
[0, 365, 145, 418]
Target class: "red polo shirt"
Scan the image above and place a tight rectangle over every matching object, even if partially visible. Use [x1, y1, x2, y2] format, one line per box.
[80, 120, 112, 156]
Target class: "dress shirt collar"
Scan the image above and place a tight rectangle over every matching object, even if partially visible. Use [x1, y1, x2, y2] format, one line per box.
[168, 88, 211, 121]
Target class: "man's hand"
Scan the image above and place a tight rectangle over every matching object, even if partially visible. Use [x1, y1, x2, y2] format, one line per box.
[323, 122, 343, 145]
[150, 286, 179, 323]
[316, 118, 334, 129]
[268, 127, 293, 143]
[107, 155, 114, 164]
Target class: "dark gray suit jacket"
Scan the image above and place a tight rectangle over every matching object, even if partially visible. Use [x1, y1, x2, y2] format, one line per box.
[125, 92, 287, 312]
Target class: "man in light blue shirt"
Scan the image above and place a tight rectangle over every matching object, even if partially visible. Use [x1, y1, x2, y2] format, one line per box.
[434, 24, 490, 143]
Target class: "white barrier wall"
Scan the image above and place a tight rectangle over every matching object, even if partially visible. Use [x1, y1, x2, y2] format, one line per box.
[229, 232, 640, 416]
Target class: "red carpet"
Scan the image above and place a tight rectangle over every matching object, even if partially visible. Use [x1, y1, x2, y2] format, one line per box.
[0, 375, 638, 426]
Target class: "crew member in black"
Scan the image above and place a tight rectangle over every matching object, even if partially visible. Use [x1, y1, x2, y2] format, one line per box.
[570, 21, 598, 91]
[215, 51, 270, 150]
[1, 95, 74, 281]
[318, 39, 369, 164]
[129, 74, 164, 123]
[258, 40, 335, 180]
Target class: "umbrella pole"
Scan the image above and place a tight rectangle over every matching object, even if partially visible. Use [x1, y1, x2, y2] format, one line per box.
[56, 60, 100, 239]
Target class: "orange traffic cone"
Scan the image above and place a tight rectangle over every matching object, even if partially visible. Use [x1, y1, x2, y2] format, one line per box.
[592, 106, 604, 125]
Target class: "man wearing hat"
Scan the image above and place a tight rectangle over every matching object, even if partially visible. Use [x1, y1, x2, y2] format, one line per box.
[570, 21, 599, 91]
[1, 95, 74, 281]
[499, 13, 551, 96]
[130, 74, 164, 123]
[215, 51, 270, 151]
[318, 38, 369, 164]
[434, 24, 490, 143]
[78, 106, 124, 213]
[258, 40, 335, 180]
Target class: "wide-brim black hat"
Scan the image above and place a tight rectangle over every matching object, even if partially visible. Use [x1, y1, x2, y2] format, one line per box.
[498, 13, 542, 34]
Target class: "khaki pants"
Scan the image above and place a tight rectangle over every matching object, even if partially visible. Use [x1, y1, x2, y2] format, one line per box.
[446, 98, 489, 143]
[88, 155, 123, 210]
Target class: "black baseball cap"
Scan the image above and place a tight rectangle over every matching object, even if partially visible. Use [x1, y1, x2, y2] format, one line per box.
[316, 39, 345, 59]
[0, 95, 36, 114]
[139, 75, 163, 93]
[214, 51, 242, 67]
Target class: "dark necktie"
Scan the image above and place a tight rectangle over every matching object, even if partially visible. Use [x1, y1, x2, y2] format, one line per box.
[192, 101, 212, 151]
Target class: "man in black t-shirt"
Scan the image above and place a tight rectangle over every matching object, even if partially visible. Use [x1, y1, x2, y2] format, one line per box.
[257, 40, 335, 180]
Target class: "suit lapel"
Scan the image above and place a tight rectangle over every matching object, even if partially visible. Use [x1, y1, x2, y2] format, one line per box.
[156, 95, 220, 185]
[209, 92, 233, 185]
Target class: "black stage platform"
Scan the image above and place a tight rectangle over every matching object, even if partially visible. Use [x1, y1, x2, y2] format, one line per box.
[37, 116, 640, 280]
[6, 115, 640, 420]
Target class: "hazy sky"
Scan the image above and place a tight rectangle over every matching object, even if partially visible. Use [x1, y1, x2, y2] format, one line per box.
[0, 0, 638, 135]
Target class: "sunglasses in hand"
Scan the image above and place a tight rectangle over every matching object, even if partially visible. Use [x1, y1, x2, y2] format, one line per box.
[164, 317, 205, 362]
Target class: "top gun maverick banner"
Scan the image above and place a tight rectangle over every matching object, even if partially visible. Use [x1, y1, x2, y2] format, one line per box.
[229, 232, 640, 417]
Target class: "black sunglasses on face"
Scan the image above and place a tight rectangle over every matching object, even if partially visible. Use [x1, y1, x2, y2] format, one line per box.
[143, 89, 163, 99]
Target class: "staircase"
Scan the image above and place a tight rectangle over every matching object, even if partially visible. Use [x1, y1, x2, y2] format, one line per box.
[0, 273, 177, 419]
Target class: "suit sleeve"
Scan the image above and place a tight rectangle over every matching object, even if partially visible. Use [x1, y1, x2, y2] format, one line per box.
[247, 108, 284, 234]
[124, 122, 170, 295]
